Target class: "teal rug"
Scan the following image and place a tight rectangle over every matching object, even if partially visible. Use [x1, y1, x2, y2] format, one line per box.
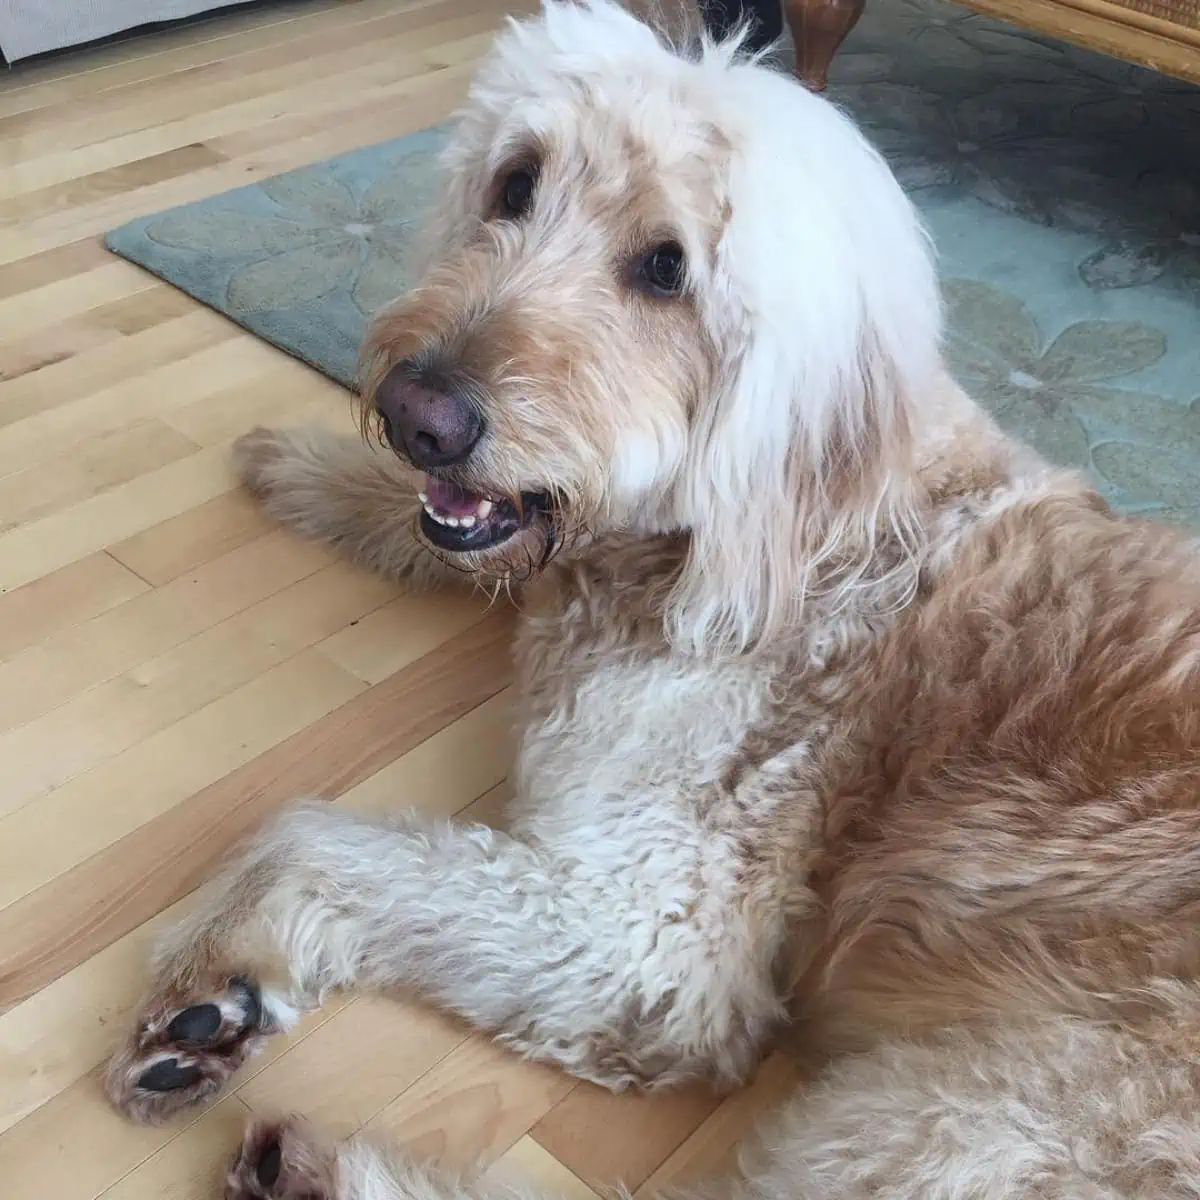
[105, 0, 1200, 525]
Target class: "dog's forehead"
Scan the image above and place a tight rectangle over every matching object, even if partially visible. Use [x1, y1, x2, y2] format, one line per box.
[473, 5, 731, 171]
[468, 57, 729, 228]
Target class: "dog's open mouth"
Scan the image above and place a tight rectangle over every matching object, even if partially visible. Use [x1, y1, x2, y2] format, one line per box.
[419, 476, 552, 552]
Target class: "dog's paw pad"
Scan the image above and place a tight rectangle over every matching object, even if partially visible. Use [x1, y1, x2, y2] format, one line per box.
[165, 1002, 222, 1044]
[147, 975, 262, 1049]
[136, 1057, 205, 1092]
[106, 975, 268, 1124]
[255, 1138, 283, 1189]
[226, 1119, 337, 1200]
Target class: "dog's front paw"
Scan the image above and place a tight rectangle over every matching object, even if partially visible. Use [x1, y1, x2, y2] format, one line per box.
[226, 1118, 338, 1200]
[232, 426, 310, 500]
[105, 973, 271, 1125]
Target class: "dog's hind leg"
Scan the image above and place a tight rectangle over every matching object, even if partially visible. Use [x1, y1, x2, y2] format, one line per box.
[220, 1011, 1200, 1199]
[107, 801, 789, 1124]
[233, 425, 468, 591]
[224, 1113, 740, 1200]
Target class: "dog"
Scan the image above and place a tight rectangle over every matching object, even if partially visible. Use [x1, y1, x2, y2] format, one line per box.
[103, 2, 1200, 1195]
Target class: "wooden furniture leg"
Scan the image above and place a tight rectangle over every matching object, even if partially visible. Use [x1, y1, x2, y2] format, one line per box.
[784, 0, 866, 90]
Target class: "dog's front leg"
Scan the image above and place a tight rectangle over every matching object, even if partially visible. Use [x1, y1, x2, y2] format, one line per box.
[233, 425, 469, 592]
[107, 802, 787, 1124]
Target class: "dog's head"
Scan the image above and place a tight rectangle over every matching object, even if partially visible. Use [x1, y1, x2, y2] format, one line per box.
[360, 0, 941, 651]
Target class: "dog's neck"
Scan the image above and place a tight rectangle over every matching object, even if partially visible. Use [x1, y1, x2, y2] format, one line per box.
[909, 365, 1044, 509]
[545, 364, 1067, 662]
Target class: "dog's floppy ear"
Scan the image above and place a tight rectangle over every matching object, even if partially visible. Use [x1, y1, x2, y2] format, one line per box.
[665, 75, 941, 655]
[668, 326, 924, 656]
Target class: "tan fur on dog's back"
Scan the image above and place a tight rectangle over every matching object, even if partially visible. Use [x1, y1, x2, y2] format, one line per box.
[800, 491, 1200, 1049]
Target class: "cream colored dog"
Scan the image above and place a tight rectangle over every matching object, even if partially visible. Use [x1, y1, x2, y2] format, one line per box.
[105, 3, 1200, 1196]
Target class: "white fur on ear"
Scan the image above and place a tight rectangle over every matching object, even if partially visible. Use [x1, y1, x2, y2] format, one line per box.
[668, 60, 941, 655]
[610, 427, 688, 511]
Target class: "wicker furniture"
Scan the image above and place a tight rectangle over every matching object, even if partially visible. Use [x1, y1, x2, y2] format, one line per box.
[785, 0, 1200, 89]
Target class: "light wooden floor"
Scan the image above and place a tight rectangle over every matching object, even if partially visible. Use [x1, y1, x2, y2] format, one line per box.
[0, 2, 799, 1197]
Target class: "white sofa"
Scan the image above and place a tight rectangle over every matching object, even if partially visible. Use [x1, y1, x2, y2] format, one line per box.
[0, 0, 249, 61]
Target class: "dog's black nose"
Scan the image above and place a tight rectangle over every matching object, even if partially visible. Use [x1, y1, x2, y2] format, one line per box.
[374, 365, 482, 468]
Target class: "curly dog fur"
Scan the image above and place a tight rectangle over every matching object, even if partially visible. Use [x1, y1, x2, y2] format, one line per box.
[105, 3, 1200, 1195]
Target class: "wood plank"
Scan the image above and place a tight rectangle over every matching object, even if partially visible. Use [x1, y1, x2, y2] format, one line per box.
[531, 1082, 722, 1193]
[0, 144, 228, 225]
[366, 1035, 577, 1172]
[0, 281, 206, 387]
[0, 0, 428, 118]
[0, 28, 497, 228]
[0, 237, 110, 299]
[0, 444, 239, 594]
[163, 375, 347, 449]
[0, 0, 347, 108]
[0, 1068, 191, 1200]
[238, 997, 469, 1137]
[0, 1002, 351, 1200]
[0, 553, 147, 662]
[0, 308, 233, 413]
[0, 337, 293, 475]
[456, 779, 515, 829]
[486, 1136, 602, 1200]
[206, 67, 470, 160]
[107, 491, 276, 585]
[0, 531, 333, 738]
[0, 41, 495, 268]
[0, 0, 489, 163]
[0, 315, 117, 384]
[100, 1098, 255, 1200]
[636, 1055, 804, 1196]
[337, 686, 514, 821]
[318, 591, 496, 686]
[0, 262, 162, 343]
[0, 419, 199, 534]
[0, 564, 395, 840]
[0, 902, 179, 1136]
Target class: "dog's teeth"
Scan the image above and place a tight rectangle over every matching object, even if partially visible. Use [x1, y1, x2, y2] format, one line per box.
[423, 495, 492, 530]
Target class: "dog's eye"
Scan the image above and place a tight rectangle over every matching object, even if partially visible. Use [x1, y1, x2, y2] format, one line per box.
[639, 242, 686, 297]
[499, 167, 537, 219]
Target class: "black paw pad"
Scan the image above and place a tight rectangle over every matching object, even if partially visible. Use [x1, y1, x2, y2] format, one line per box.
[137, 1058, 204, 1092]
[256, 1138, 283, 1189]
[166, 1003, 222, 1044]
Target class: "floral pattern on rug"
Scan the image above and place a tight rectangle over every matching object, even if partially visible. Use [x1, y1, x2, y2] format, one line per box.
[943, 279, 1200, 524]
[147, 147, 442, 317]
[108, 126, 450, 387]
[830, 1, 1200, 297]
[105, 0, 1200, 524]
[147, 137, 444, 319]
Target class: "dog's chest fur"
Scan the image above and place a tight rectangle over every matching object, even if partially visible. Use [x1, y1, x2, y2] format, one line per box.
[503, 540, 817, 861]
